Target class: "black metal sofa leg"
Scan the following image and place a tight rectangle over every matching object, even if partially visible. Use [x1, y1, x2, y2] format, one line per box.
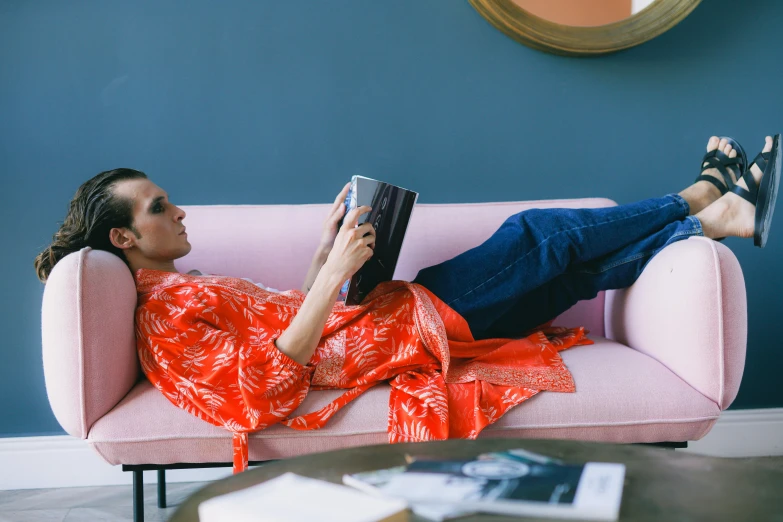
[123, 459, 267, 521]
[638, 441, 688, 450]
[157, 469, 167, 508]
[133, 469, 144, 522]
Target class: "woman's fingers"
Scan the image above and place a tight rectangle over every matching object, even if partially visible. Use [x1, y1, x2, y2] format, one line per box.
[342, 206, 371, 229]
[330, 182, 351, 212]
[332, 183, 349, 204]
[352, 222, 375, 239]
[358, 223, 375, 250]
[330, 203, 345, 222]
[327, 183, 351, 224]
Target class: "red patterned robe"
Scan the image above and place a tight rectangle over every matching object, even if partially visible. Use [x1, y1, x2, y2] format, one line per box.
[134, 269, 592, 472]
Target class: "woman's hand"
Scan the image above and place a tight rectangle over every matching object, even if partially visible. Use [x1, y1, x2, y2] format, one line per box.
[323, 206, 376, 282]
[319, 182, 352, 251]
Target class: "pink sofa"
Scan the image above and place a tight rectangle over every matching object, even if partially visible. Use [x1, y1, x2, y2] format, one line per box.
[41, 198, 747, 518]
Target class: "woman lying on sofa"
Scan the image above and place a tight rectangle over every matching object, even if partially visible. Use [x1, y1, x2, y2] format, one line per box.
[35, 135, 780, 472]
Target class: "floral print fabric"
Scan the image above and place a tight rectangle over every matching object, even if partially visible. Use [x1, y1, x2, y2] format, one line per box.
[134, 269, 592, 473]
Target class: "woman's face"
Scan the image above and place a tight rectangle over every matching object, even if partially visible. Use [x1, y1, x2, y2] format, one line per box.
[110, 178, 191, 269]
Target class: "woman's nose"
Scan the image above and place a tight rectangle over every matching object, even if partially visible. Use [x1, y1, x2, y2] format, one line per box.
[174, 206, 186, 221]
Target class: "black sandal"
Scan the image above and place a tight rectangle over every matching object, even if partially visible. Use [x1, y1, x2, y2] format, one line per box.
[728, 134, 781, 248]
[696, 136, 748, 195]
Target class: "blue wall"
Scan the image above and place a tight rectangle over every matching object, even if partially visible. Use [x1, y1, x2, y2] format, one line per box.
[1, 0, 781, 437]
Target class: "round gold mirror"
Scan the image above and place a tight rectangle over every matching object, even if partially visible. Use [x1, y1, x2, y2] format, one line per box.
[469, 0, 702, 56]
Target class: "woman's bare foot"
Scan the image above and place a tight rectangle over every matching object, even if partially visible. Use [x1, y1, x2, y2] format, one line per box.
[695, 136, 774, 239]
[679, 137, 740, 215]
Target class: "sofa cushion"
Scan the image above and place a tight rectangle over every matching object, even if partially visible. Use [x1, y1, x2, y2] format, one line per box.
[88, 336, 720, 465]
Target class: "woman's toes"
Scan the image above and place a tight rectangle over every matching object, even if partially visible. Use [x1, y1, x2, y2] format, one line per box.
[718, 137, 729, 153]
[703, 136, 720, 168]
[727, 147, 738, 182]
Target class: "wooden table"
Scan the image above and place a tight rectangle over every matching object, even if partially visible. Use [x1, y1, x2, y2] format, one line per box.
[170, 439, 783, 521]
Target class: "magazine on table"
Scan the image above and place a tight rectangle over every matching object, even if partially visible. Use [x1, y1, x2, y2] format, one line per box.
[342, 448, 625, 521]
[343, 465, 471, 522]
[335, 175, 419, 305]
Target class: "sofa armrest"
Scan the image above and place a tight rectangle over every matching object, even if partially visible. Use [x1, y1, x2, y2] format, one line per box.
[42, 247, 140, 438]
[604, 237, 747, 410]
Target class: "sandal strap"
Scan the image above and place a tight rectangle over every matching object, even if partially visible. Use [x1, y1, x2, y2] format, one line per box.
[730, 170, 760, 205]
[731, 150, 772, 204]
[705, 148, 744, 168]
[695, 174, 728, 195]
[700, 145, 746, 190]
[701, 155, 739, 189]
[722, 137, 749, 170]
[748, 150, 770, 175]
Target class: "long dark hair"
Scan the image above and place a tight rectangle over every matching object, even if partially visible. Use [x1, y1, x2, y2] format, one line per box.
[34, 168, 148, 282]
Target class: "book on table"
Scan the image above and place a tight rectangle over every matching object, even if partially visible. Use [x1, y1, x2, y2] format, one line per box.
[335, 175, 418, 305]
[342, 448, 626, 521]
[198, 472, 409, 522]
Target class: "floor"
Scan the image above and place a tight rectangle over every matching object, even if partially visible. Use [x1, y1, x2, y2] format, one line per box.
[0, 482, 205, 522]
[2, 457, 782, 521]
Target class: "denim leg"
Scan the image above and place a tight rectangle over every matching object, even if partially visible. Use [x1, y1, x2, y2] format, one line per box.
[476, 216, 704, 340]
[411, 194, 690, 336]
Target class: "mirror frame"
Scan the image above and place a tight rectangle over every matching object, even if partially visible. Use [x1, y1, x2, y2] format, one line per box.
[469, 0, 702, 56]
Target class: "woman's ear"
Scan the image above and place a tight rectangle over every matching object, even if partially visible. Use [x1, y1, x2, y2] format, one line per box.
[109, 227, 136, 250]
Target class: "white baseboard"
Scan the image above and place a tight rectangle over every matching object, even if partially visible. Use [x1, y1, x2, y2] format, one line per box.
[2, 408, 781, 491]
[681, 408, 783, 457]
[0, 437, 233, 490]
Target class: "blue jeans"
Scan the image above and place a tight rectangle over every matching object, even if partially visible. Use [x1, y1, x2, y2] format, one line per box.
[410, 194, 703, 340]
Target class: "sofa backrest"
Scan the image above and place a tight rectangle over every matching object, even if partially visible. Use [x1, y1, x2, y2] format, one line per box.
[42, 197, 615, 438]
[175, 199, 615, 335]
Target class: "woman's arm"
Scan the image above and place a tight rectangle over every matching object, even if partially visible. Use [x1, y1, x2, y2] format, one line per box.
[302, 182, 352, 294]
[277, 263, 345, 365]
[276, 206, 375, 366]
[300, 244, 332, 294]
